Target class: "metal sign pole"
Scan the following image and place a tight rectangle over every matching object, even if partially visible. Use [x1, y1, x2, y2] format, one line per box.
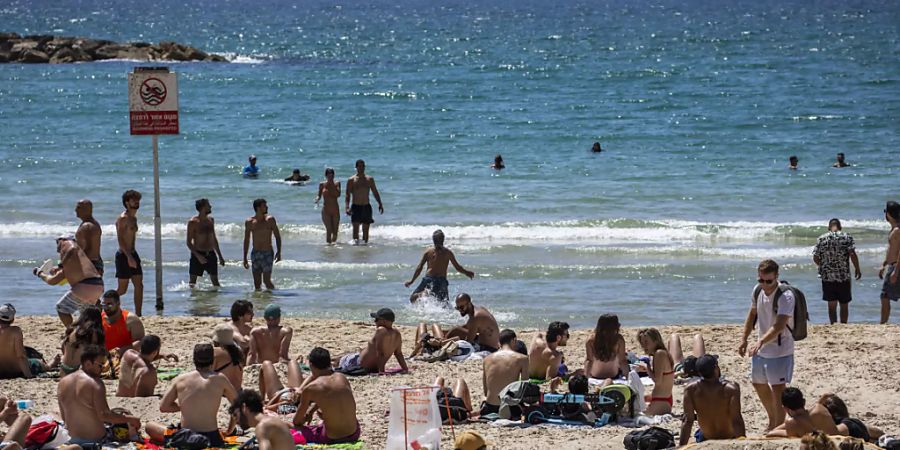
[152, 134, 163, 310]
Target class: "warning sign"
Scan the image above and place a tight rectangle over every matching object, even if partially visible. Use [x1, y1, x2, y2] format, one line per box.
[128, 68, 179, 135]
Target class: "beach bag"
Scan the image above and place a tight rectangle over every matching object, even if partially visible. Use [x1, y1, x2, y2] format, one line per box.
[25, 416, 69, 450]
[386, 386, 441, 450]
[436, 389, 469, 424]
[623, 426, 675, 450]
[752, 280, 808, 342]
[498, 381, 541, 420]
[166, 428, 211, 450]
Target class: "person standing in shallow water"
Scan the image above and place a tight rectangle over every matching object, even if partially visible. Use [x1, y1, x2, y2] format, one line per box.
[243, 199, 282, 291]
[345, 159, 383, 244]
[75, 199, 103, 276]
[116, 190, 144, 315]
[315, 168, 341, 244]
[813, 218, 860, 324]
[187, 198, 225, 288]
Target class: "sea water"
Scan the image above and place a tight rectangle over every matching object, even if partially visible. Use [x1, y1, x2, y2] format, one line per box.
[1, 0, 898, 327]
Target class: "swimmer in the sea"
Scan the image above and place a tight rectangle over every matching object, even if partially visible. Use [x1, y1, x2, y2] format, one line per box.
[284, 169, 310, 183]
[243, 155, 259, 178]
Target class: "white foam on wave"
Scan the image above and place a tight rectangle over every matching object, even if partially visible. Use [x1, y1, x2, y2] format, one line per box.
[574, 245, 885, 259]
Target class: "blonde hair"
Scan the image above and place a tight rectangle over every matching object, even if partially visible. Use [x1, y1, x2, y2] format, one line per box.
[636, 328, 666, 353]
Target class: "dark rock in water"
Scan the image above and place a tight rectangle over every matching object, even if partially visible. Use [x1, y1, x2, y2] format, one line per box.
[19, 49, 49, 63]
[0, 32, 229, 63]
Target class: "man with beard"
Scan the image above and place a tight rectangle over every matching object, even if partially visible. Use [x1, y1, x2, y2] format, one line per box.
[116, 190, 145, 315]
[528, 321, 570, 381]
[187, 198, 226, 288]
[229, 390, 294, 450]
[416, 294, 501, 353]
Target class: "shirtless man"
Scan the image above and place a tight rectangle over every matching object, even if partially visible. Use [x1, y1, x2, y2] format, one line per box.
[229, 390, 295, 450]
[0, 304, 34, 379]
[405, 230, 475, 304]
[148, 344, 238, 447]
[75, 199, 103, 275]
[248, 304, 292, 364]
[35, 235, 104, 328]
[116, 190, 145, 315]
[419, 294, 501, 353]
[117, 335, 161, 397]
[57, 345, 142, 447]
[879, 201, 900, 323]
[292, 348, 361, 445]
[480, 329, 528, 416]
[344, 159, 384, 244]
[229, 300, 254, 355]
[767, 388, 816, 438]
[334, 308, 408, 374]
[242, 198, 282, 291]
[680, 355, 745, 446]
[528, 321, 570, 381]
[187, 198, 225, 288]
[100, 290, 145, 355]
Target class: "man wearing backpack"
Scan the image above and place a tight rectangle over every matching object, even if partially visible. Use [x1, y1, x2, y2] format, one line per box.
[738, 259, 797, 431]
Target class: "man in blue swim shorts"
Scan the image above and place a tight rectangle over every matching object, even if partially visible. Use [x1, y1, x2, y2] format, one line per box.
[405, 230, 475, 303]
[242, 199, 282, 291]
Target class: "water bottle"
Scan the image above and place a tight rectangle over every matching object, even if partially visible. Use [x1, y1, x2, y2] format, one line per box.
[15, 399, 33, 410]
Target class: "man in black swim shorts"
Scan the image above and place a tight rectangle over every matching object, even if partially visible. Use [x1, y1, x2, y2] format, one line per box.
[345, 159, 384, 244]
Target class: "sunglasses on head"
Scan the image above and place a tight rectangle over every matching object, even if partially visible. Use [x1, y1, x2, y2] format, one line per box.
[757, 278, 777, 285]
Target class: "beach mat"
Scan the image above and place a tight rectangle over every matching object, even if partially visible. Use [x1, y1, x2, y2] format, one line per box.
[157, 368, 184, 381]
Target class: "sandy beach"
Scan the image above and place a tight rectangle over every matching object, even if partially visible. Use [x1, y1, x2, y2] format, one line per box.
[1, 315, 897, 449]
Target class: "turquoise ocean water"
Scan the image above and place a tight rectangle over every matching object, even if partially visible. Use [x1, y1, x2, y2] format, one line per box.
[1, 0, 898, 327]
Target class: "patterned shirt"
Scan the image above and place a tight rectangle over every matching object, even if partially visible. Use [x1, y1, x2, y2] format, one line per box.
[813, 231, 856, 282]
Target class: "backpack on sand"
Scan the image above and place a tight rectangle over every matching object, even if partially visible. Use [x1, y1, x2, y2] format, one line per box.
[623, 426, 675, 450]
[498, 381, 541, 420]
[752, 280, 808, 342]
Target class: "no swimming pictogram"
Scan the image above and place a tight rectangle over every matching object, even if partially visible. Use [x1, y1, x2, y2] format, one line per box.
[129, 68, 179, 135]
[140, 77, 167, 106]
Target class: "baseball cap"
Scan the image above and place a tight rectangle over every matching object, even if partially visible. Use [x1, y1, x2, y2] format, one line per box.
[454, 431, 489, 450]
[263, 304, 281, 319]
[369, 308, 395, 322]
[212, 323, 235, 346]
[0, 303, 16, 321]
[696, 354, 719, 379]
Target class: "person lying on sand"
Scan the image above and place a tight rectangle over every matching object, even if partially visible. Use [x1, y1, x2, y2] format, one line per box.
[258, 355, 307, 416]
[528, 321, 570, 381]
[417, 294, 500, 353]
[667, 332, 707, 382]
[680, 355, 746, 446]
[480, 329, 528, 417]
[291, 348, 361, 445]
[767, 387, 816, 438]
[435, 376, 474, 424]
[813, 393, 884, 443]
[332, 308, 408, 375]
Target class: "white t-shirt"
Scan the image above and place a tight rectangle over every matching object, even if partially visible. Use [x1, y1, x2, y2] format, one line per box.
[752, 286, 795, 358]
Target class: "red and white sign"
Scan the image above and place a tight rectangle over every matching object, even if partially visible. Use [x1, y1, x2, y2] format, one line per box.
[128, 69, 179, 135]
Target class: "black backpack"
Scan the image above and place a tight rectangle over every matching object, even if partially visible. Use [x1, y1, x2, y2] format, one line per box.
[436, 389, 469, 424]
[623, 427, 675, 450]
[752, 280, 809, 342]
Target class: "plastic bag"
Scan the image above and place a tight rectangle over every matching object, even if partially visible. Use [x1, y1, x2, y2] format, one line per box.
[386, 386, 441, 450]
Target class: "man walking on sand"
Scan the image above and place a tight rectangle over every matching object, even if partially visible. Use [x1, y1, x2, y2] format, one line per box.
[243, 198, 282, 291]
[75, 199, 103, 275]
[738, 259, 796, 431]
[879, 201, 900, 324]
[345, 159, 384, 244]
[116, 189, 145, 315]
[405, 229, 475, 303]
[187, 198, 226, 288]
[813, 218, 861, 324]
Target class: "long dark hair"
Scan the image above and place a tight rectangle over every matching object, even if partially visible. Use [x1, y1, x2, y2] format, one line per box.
[72, 305, 105, 347]
[216, 342, 246, 367]
[592, 314, 621, 361]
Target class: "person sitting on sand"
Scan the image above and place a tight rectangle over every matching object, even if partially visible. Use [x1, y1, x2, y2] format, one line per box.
[229, 390, 295, 449]
[585, 314, 628, 379]
[258, 355, 307, 416]
[117, 335, 163, 397]
[212, 323, 246, 389]
[668, 332, 707, 382]
[528, 321, 570, 381]
[229, 300, 254, 355]
[480, 329, 529, 416]
[60, 305, 105, 376]
[418, 294, 501, 353]
[147, 343, 238, 447]
[243, 154, 259, 178]
[680, 355, 745, 446]
[491, 154, 505, 170]
[816, 393, 884, 442]
[284, 169, 310, 182]
[248, 304, 293, 364]
[405, 230, 475, 304]
[635, 328, 675, 415]
[333, 308, 408, 375]
[768, 387, 817, 438]
[35, 235, 104, 329]
[0, 304, 37, 379]
[57, 345, 142, 448]
[0, 397, 33, 450]
[435, 376, 474, 424]
[291, 347, 361, 445]
[100, 290, 145, 356]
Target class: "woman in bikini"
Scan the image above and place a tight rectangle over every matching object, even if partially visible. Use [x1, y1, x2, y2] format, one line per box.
[636, 328, 675, 415]
[585, 314, 628, 380]
[59, 305, 105, 375]
[315, 168, 341, 244]
[212, 324, 246, 390]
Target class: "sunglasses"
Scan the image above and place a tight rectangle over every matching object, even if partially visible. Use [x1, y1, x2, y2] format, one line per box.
[757, 278, 777, 285]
